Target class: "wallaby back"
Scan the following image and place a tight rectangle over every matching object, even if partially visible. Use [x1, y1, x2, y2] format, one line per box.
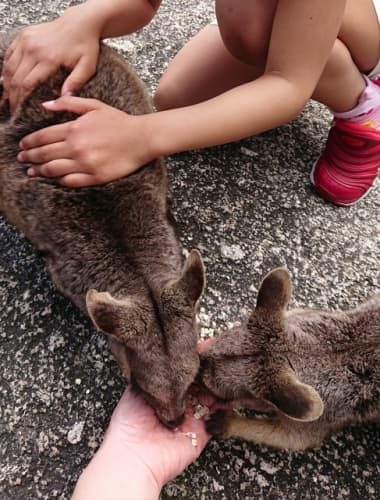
[200, 268, 380, 450]
[0, 29, 205, 427]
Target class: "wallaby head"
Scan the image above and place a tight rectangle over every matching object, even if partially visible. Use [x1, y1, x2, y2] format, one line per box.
[88, 250, 205, 427]
[0, 29, 206, 428]
[200, 268, 323, 422]
[201, 268, 380, 450]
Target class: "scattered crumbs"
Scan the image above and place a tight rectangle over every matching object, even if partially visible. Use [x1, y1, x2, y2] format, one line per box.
[194, 403, 210, 420]
[175, 429, 198, 447]
[186, 394, 210, 420]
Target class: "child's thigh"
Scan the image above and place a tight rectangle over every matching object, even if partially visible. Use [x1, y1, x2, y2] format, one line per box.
[155, 25, 258, 110]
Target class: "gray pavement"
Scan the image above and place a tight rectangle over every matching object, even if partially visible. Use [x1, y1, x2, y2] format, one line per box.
[1, 1, 380, 499]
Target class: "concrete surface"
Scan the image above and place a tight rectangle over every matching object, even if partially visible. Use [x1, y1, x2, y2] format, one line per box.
[1, 1, 379, 499]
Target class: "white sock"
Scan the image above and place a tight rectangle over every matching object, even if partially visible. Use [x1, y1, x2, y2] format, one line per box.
[333, 75, 380, 129]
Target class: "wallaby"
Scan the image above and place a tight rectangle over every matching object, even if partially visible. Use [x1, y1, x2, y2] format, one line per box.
[200, 267, 380, 450]
[0, 29, 205, 428]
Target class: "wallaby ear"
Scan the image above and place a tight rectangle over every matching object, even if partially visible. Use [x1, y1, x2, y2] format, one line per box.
[86, 289, 148, 342]
[108, 337, 131, 380]
[177, 249, 206, 306]
[256, 267, 292, 313]
[265, 370, 324, 422]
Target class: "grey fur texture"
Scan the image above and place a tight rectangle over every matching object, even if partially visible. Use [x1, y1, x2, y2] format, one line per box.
[200, 267, 380, 450]
[0, 30, 205, 428]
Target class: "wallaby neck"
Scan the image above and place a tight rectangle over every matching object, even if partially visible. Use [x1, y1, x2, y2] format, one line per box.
[55, 257, 151, 315]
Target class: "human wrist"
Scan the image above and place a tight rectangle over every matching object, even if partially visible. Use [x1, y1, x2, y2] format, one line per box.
[66, 0, 156, 40]
[60, 3, 105, 40]
[143, 110, 183, 159]
[132, 112, 168, 164]
[72, 434, 161, 500]
[143, 104, 218, 158]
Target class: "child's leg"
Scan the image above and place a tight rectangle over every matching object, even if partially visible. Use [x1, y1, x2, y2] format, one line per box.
[311, 0, 380, 206]
[156, 0, 380, 206]
[154, 25, 259, 111]
[313, 0, 380, 109]
[157, 0, 380, 112]
[155, 1, 279, 111]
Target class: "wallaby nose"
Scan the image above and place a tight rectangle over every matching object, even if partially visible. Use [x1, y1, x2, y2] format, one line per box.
[166, 413, 185, 429]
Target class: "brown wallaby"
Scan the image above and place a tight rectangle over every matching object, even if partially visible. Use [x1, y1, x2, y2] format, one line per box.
[200, 267, 380, 450]
[0, 29, 205, 428]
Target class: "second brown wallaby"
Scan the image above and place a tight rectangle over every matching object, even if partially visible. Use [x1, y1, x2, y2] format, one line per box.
[0, 29, 205, 428]
[200, 268, 380, 450]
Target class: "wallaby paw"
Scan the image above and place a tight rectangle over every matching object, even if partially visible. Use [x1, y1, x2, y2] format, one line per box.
[206, 410, 230, 439]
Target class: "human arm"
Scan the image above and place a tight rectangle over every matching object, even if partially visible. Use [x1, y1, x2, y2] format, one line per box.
[2, 0, 162, 110]
[146, 0, 347, 152]
[71, 387, 210, 500]
[18, 0, 347, 186]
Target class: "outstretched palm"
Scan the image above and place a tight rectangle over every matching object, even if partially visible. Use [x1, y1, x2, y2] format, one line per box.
[106, 387, 211, 488]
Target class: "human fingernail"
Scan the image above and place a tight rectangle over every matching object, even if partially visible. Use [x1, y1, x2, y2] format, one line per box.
[27, 167, 36, 177]
[17, 152, 24, 161]
[42, 100, 56, 107]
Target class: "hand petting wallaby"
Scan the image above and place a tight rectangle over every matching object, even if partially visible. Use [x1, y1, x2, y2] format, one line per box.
[200, 268, 380, 450]
[0, 29, 205, 428]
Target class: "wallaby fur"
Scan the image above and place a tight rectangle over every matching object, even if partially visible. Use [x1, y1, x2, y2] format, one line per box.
[200, 268, 380, 450]
[0, 29, 205, 428]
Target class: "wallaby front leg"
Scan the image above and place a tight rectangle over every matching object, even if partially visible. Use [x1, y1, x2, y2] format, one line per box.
[207, 410, 322, 451]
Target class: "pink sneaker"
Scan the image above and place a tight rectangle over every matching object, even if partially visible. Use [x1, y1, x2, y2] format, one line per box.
[310, 119, 380, 206]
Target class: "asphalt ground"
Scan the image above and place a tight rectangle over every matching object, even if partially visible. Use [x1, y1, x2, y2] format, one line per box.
[1, 1, 379, 498]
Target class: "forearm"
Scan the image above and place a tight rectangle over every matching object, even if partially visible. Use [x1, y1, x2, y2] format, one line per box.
[149, 73, 308, 156]
[63, 0, 160, 39]
[71, 437, 161, 500]
[147, 0, 347, 158]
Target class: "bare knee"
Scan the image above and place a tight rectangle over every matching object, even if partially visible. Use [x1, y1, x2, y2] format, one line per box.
[153, 60, 211, 111]
[216, 0, 277, 65]
[218, 19, 270, 66]
[154, 77, 181, 111]
[154, 78, 173, 111]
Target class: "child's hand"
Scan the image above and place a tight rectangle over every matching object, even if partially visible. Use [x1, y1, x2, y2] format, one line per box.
[17, 96, 156, 187]
[2, 9, 100, 112]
